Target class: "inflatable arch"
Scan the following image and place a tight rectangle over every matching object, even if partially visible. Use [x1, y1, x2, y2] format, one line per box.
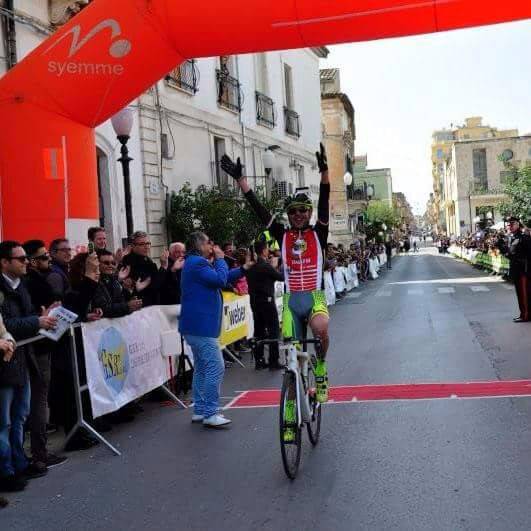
[0, 0, 529, 242]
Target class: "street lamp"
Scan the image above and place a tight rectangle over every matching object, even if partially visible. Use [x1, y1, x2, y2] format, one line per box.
[343, 172, 353, 187]
[111, 107, 135, 237]
[262, 149, 276, 177]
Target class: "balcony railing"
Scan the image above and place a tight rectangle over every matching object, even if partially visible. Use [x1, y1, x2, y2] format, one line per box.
[347, 187, 368, 201]
[165, 60, 199, 94]
[284, 107, 300, 138]
[256, 92, 276, 128]
[216, 70, 242, 112]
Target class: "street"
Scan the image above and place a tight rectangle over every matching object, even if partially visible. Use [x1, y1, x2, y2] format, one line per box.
[5, 248, 531, 531]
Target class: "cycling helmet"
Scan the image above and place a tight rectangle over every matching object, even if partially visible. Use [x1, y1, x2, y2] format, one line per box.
[284, 193, 313, 212]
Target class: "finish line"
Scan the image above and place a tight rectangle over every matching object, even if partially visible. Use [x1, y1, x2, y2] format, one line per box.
[225, 380, 531, 409]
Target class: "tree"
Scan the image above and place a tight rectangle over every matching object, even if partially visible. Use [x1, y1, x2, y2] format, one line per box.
[365, 201, 401, 228]
[166, 183, 283, 248]
[500, 165, 531, 225]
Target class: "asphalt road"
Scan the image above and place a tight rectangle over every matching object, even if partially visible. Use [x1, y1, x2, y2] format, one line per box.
[4, 247, 531, 531]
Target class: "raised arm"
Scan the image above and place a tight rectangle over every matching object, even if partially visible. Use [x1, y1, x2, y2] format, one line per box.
[221, 154, 285, 243]
[315, 142, 330, 226]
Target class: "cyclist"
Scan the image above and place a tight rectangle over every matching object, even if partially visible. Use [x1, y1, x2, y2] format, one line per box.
[221, 144, 331, 404]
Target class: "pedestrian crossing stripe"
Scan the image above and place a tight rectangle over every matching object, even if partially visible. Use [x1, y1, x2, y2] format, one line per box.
[407, 289, 424, 295]
[470, 286, 490, 292]
[345, 292, 362, 299]
[438, 287, 455, 294]
[376, 291, 392, 297]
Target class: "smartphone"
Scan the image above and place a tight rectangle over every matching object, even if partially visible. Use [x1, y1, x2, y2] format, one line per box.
[87, 241, 95, 254]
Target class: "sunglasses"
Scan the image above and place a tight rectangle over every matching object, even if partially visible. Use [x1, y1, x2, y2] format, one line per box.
[56, 247, 72, 252]
[10, 256, 29, 263]
[34, 253, 51, 261]
[288, 207, 310, 215]
[134, 242, 151, 247]
[101, 261, 116, 266]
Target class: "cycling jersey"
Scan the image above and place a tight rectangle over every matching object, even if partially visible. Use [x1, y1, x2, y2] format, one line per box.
[244, 183, 330, 339]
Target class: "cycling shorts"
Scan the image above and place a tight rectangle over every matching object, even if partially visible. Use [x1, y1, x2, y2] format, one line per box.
[282, 290, 329, 340]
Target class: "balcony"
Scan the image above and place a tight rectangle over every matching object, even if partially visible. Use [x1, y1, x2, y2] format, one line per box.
[165, 60, 199, 94]
[347, 187, 369, 201]
[216, 70, 242, 112]
[284, 107, 300, 138]
[256, 92, 276, 128]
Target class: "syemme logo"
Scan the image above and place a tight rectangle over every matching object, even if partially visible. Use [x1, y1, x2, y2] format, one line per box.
[44, 18, 131, 77]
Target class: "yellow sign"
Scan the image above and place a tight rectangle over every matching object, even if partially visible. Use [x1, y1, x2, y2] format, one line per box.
[219, 292, 252, 347]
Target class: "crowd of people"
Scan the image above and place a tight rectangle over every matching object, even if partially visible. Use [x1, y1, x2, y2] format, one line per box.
[0, 227, 187, 501]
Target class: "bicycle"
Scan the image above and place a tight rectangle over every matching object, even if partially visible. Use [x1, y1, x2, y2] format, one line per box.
[252, 328, 323, 480]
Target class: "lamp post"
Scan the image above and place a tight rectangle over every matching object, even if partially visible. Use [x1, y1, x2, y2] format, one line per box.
[343, 172, 353, 235]
[111, 107, 135, 238]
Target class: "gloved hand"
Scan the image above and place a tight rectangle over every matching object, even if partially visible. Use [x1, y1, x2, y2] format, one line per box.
[220, 154, 243, 181]
[315, 142, 328, 173]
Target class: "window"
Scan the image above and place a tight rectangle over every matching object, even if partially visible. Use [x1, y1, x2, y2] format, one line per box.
[165, 60, 199, 94]
[284, 63, 294, 110]
[213, 137, 228, 187]
[472, 148, 488, 191]
[217, 56, 242, 112]
[296, 166, 305, 188]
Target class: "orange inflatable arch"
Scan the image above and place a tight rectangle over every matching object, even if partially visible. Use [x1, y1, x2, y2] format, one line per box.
[0, 0, 529, 242]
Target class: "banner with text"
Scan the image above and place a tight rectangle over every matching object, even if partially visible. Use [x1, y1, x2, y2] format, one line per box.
[219, 293, 254, 348]
[82, 306, 179, 418]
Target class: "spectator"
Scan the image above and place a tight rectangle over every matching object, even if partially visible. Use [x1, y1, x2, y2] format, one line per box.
[48, 238, 72, 301]
[247, 241, 284, 370]
[23, 240, 67, 471]
[0, 311, 18, 492]
[222, 242, 237, 269]
[93, 251, 142, 318]
[180, 232, 249, 428]
[159, 242, 185, 305]
[0, 241, 57, 487]
[385, 238, 394, 270]
[87, 227, 107, 253]
[120, 231, 161, 307]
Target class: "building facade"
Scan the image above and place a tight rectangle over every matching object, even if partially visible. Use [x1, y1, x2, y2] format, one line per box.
[444, 135, 531, 236]
[353, 156, 393, 205]
[0, 1, 327, 255]
[431, 116, 518, 235]
[320, 68, 356, 245]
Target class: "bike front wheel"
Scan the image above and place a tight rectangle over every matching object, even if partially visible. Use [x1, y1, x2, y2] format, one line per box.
[306, 363, 322, 446]
[279, 372, 302, 480]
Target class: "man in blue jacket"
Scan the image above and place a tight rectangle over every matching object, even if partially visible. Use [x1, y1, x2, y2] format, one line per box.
[180, 232, 250, 428]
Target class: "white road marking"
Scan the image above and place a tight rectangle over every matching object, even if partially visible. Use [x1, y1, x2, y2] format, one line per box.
[470, 286, 490, 292]
[345, 292, 362, 299]
[438, 287, 455, 294]
[376, 290, 392, 297]
[502, 284, 514, 291]
[407, 289, 424, 296]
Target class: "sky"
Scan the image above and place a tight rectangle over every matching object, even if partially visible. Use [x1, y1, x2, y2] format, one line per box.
[321, 19, 531, 215]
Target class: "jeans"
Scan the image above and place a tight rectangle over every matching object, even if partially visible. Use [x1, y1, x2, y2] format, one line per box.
[184, 335, 224, 419]
[0, 378, 30, 477]
[29, 353, 51, 462]
[251, 300, 280, 365]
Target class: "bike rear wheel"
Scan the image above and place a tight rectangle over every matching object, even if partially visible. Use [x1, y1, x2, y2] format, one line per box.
[279, 372, 302, 479]
[306, 361, 322, 445]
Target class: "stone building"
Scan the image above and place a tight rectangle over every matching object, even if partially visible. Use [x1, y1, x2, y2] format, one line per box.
[444, 135, 531, 236]
[320, 68, 356, 245]
[431, 116, 518, 235]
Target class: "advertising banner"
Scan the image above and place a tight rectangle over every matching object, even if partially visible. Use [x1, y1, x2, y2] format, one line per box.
[82, 306, 179, 418]
[219, 293, 254, 348]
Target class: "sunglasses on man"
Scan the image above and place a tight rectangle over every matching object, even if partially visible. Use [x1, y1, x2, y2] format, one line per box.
[9, 256, 29, 263]
[100, 260, 116, 266]
[288, 207, 310, 215]
[33, 253, 51, 261]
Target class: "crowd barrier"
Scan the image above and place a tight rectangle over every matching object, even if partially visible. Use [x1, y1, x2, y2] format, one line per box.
[449, 245, 510, 276]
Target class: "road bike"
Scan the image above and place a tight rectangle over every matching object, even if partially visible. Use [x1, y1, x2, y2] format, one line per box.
[253, 329, 322, 479]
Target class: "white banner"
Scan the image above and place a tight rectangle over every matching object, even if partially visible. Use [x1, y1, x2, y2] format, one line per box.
[82, 305, 179, 418]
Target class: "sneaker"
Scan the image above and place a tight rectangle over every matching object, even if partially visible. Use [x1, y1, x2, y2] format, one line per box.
[314, 360, 329, 403]
[283, 400, 296, 442]
[203, 414, 232, 428]
[22, 462, 47, 480]
[0, 475, 27, 492]
[0, 496, 8, 508]
[254, 358, 268, 370]
[46, 454, 68, 469]
[191, 414, 204, 423]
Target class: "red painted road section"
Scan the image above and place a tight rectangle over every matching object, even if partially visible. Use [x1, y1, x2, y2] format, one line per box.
[226, 380, 531, 408]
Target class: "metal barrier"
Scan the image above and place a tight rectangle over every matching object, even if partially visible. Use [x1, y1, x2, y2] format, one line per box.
[18, 324, 186, 457]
